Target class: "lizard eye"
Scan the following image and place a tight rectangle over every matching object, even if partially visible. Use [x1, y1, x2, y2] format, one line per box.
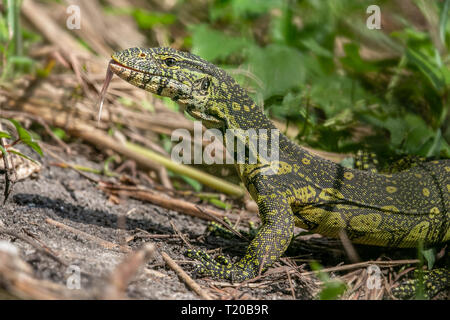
[165, 58, 176, 67]
[201, 78, 210, 91]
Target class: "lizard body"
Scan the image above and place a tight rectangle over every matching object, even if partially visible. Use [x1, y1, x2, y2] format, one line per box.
[108, 47, 449, 286]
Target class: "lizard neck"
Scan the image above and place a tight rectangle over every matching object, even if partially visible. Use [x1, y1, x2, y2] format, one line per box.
[217, 101, 280, 163]
[208, 97, 338, 191]
[213, 99, 321, 178]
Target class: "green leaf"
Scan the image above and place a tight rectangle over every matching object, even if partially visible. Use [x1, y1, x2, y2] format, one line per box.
[301, 38, 333, 58]
[319, 279, 347, 300]
[161, 97, 179, 112]
[405, 48, 446, 93]
[132, 10, 176, 29]
[25, 141, 43, 157]
[0, 145, 7, 156]
[310, 261, 330, 282]
[382, 118, 409, 148]
[391, 27, 429, 43]
[8, 149, 40, 165]
[381, 114, 444, 156]
[9, 55, 34, 69]
[52, 127, 67, 140]
[190, 24, 250, 61]
[439, 0, 449, 45]
[230, 0, 280, 18]
[340, 43, 379, 73]
[9, 118, 32, 141]
[207, 198, 232, 210]
[103, 156, 118, 177]
[425, 129, 442, 158]
[310, 261, 346, 300]
[421, 248, 436, 270]
[247, 44, 311, 99]
[8, 119, 43, 156]
[209, 0, 280, 21]
[180, 175, 202, 192]
[308, 75, 370, 117]
[0, 131, 12, 139]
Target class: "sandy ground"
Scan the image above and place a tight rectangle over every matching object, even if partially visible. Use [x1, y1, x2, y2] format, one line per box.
[0, 144, 321, 300]
[1, 144, 447, 300]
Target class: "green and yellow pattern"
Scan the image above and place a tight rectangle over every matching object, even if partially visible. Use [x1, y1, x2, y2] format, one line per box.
[108, 47, 449, 295]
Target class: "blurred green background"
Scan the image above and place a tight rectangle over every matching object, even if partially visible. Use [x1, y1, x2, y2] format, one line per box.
[1, 0, 450, 164]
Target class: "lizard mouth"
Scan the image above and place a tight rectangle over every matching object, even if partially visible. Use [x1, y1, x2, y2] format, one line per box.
[108, 58, 222, 126]
[186, 106, 222, 126]
[109, 58, 149, 75]
[110, 58, 166, 79]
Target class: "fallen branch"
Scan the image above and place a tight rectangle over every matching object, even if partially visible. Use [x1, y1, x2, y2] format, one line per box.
[0, 242, 89, 299]
[10, 100, 245, 197]
[161, 251, 213, 300]
[99, 182, 227, 221]
[125, 141, 244, 197]
[169, 220, 193, 250]
[0, 226, 68, 267]
[298, 259, 420, 276]
[45, 218, 130, 253]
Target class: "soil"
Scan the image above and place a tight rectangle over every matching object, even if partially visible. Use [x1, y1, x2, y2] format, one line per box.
[2, 144, 446, 300]
[0, 144, 318, 300]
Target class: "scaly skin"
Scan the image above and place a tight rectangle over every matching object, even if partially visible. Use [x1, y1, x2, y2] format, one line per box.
[108, 47, 449, 293]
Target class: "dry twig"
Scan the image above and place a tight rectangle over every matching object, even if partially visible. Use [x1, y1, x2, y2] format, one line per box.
[0, 242, 88, 299]
[161, 251, 213, 300]
[99, 182, 227, 221]
[0, 226, 68, 267]
[45, 218, 130, 253]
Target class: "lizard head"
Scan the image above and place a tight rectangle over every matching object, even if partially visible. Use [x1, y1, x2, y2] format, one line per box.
[110, 47, 256, 129]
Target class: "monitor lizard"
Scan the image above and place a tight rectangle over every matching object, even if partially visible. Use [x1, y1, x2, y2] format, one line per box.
[105, 47, 449, 298]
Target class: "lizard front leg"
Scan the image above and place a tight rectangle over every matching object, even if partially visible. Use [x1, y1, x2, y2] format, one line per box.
[187, 195, 295, 282]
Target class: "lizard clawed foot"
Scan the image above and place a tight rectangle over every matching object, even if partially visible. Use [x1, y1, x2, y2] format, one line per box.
[185, 249, 257, 282]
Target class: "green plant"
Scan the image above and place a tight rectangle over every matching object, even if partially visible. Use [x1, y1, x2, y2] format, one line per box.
[186, 0, 450, 160]
[0, 0, 37, 80]
[310, 261, 347, 300]
[0, 119, 43, 164]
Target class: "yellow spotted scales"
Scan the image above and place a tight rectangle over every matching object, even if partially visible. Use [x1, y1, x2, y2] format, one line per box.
[107, 47, 449, 296]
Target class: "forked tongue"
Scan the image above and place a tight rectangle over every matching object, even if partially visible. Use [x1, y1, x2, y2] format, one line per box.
[97, 60, 115, 124]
